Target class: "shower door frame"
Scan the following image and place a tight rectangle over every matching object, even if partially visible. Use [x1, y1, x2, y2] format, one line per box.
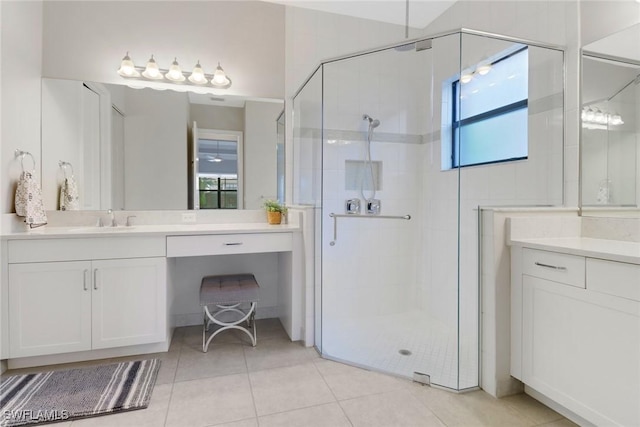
[291, 28, 566, 392]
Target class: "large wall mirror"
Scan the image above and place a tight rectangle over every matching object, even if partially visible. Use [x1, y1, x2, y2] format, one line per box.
[581, 23, 640, 214]
[41, 78, 284, 211]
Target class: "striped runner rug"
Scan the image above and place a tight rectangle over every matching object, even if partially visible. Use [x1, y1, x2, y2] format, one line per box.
[0, 359, 161, 426]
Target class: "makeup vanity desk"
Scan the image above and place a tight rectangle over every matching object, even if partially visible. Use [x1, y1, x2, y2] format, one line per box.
[0, 222, 306, 369]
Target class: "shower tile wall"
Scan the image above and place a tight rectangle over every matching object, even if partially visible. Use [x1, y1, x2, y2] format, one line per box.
[294, 29, 565, 390]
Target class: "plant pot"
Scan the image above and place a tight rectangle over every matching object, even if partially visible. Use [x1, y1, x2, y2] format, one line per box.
[267, 211, 282, 225]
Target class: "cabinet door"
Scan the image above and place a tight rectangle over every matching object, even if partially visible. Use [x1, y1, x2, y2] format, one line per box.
[91, 257, 166, 349]
[523, 275, 640, 427]
[9, 261, 92, 357]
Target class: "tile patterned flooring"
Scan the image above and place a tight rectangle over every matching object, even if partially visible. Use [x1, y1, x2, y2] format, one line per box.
[2, 319, 578, 427]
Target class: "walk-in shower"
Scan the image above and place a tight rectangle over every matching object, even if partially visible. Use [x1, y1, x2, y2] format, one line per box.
[293, 29, 564, 391]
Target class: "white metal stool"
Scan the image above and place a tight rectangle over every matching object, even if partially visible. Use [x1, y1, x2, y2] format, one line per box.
[200, 273, 259, 352]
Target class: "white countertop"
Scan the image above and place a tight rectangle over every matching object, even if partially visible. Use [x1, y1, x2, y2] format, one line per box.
[510, 237, 640, 265]
[1, 222, 300, 240]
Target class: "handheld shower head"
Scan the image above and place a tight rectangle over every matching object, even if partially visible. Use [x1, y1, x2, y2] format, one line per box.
[362, 114, 381, 129]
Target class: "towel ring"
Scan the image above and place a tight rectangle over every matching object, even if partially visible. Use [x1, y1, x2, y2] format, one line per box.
[59, 160, 74, 177]
[14, 149, 36, 171]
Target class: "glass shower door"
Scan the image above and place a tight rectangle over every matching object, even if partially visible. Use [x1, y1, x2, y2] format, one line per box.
[320, 34, 465, 390]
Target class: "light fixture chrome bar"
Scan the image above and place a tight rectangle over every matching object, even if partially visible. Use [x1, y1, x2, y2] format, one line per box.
[120, 66, 232, 88]
[328, 213, 411, 246]
[117, 53, 232, 89]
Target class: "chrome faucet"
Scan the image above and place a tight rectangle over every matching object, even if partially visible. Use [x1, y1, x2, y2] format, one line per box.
[107, 209, 117, 227]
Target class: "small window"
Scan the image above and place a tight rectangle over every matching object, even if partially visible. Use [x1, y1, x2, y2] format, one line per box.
[451, 47, 528, 168]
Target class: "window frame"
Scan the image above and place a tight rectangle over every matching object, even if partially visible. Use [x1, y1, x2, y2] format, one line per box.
[451, 47, 529, 168]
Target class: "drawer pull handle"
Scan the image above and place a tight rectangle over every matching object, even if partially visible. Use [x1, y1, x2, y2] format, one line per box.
[94, 269, 99, 290]
[224, 242, 243, 246]
[83, 269, 89, 291]
[534, 262, 567, 271]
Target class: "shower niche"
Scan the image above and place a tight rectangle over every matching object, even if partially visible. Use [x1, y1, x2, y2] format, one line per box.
[345, 160, 382, 191]
[293, 30, 565, 391]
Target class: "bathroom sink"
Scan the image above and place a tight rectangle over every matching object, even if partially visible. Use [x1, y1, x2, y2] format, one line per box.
[65, 226, 136, 233]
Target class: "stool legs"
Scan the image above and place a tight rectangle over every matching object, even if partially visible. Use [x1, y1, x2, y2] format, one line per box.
[202, 302, 257, 352]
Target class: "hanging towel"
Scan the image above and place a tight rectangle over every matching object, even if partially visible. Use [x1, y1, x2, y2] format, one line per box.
[59, 175, 80, 211]
[15, 170, 48, 228]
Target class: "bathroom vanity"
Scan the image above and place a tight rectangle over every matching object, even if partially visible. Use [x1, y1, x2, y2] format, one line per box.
[510, 236, 640, 426]
[0, 219, 305, 369]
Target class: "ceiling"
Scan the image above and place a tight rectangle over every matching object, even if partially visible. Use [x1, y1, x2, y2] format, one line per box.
[584, 23, 640, 63]
[266, 0, 457, 29]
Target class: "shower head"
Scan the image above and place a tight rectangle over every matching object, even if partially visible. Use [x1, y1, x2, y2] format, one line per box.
[362, 114, 381, 129]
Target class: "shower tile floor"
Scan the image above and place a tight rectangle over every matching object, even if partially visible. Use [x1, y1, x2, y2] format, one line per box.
[2, 319, 575, 427]
[322, 310, 478, 389]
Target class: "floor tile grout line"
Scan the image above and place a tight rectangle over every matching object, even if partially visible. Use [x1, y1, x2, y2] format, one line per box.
[162, 328, 184, 427]
[243, 337, 261, 423]
[257, 400, 350, 422]
[311, 356, 354, 426]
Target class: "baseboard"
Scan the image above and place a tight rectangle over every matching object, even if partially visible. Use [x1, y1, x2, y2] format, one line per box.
[525, 385, 596, 427]
[7, 340, 170, 370]
[1, 359, 7, 374]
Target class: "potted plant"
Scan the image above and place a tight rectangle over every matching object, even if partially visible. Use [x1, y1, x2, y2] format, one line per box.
[264, 199, 287, 225]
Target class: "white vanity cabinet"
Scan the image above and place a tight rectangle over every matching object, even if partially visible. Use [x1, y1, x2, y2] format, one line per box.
[512, 246, 640, 427]
[90, 257, 166, 350]
[9, 261, 92, 357]
[6, 237, 167, 359]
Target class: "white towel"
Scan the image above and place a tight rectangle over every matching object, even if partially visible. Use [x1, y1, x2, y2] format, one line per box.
[15, 170, 48, 228]
[60, 175, 80, 211]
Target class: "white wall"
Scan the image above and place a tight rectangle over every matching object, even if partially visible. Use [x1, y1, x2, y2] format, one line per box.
[580, 0, 640, 46]
[42, 1, 285, 100]
[284, 6, 410, 206]
[1, 1, 43, 215]
[244, 100, 284, 209]
[124, 89, 189, 210]
[190, 104, 244, 133]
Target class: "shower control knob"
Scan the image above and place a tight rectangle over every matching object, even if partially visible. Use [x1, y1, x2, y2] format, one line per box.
[345, 198, 361, 214]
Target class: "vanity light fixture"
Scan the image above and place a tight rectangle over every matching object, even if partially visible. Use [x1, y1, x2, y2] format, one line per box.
[117, 52, 232, 89]
[165, 58, 185, 82]
[581, 107, 624, 129]
[211, 62, 232, 88]
[188, 61, 207, 84]
[117, 52, 140, 78]
[142, 55, 163, 80]
[476, 62, 492, 75]
[460, 73, 474, 84]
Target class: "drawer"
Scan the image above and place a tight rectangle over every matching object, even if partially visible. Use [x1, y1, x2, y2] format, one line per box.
[8, 237, 166, 263]
[523, 248, 585, 288]
[587, 258, 640, 302]
[167, 232, 292, 257]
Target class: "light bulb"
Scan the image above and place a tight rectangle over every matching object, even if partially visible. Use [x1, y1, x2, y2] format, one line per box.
[142, 55, 162, 79]
[460, 73, 473, 84]
[211, 62, 231, 88]
[117, 52, 140, 77]
[476, 62, 492, 75]
[585, 109, 595, 122]
[165, 57, 185, 82]
[188, 61, 208, 84]
[609, 114, 624, 125]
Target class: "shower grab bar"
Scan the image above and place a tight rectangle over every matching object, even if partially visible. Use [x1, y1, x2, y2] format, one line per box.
[328, 213, 411, 246]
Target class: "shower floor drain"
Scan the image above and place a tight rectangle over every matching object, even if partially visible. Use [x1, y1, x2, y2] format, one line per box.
[398, 349, 412, 356]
